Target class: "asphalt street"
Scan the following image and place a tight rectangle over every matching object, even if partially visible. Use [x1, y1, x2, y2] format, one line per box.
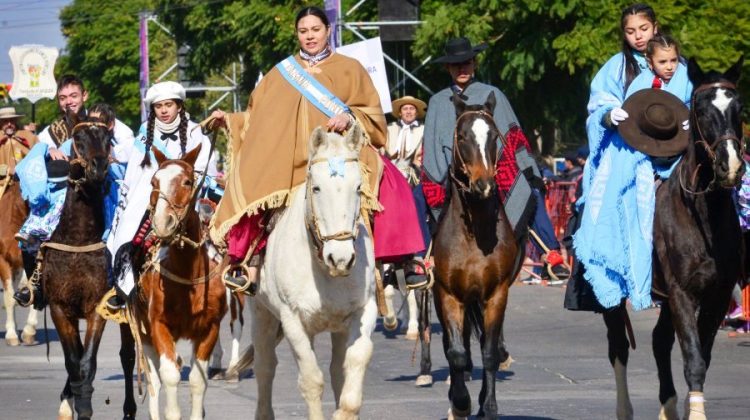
[1, 283, 748, 419]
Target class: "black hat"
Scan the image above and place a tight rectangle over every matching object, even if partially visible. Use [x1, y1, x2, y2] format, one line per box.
[433, 37, 488, 64]
[618, 89, 690, 158]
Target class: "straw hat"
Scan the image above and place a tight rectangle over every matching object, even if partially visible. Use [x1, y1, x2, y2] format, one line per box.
[391, 96, 427, 120]
[433, 37, 488, 64]
[144, 81, 186, 108]
[0, 107, 23, 120]
[618, 89, 690, 157]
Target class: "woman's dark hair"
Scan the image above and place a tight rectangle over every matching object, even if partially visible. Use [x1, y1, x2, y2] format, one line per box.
[620, 3, 657, 92]
[646, 34, 680, 59]
[295, 6, 329, 28]
[140, 99, 187, 168]
[88, 103, 116, 126]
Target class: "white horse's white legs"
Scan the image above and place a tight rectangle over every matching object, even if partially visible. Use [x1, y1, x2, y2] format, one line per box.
[188, 358, 208, 420]
[614, 358, 634, 420]
[253, 301, 280, 420]
[333, 299, 377, 420]
[282, 311, 325, 420]
[330, 331, 348, 404]
[3, 276, 19, 346]
[159, 353, 182, 420]
[405, 290, 419, 340]
[143, 344, 162, 420]
[383, 283, 398, 331]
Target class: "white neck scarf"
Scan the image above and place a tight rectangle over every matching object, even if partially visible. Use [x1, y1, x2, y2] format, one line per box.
[388, 120, 420, 158]
[154, 114, 182, 134]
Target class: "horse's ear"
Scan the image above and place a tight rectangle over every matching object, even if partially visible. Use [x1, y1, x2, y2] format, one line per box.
[453, 92, 467, 117]
[345, 121, 364, 153]
[152, 146, 168, 167]
[724, 55, 744, 85]
[484, 91, 497, 114]
[687, 57, 705, 85]
[309, 126, 327, 154]
[181, 143, 202, 167]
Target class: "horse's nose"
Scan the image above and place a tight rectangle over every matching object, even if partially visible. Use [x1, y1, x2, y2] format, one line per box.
[474, 179, 493, 198]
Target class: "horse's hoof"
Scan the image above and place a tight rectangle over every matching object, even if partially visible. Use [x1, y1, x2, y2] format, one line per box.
[383, 316, 398, 331]
[447, 406, 470, 420]
[404, 329, 418, 340]
[658, 395, 678, 420]
[224, 369, 240, 383]
[415, 374, 433, 387]
[499, 355, 514, 371]
[21, 331, 37, 346]
[5, 336, 19, 346]
[684, 392, 706, 420]
[56, 415, 73, 420]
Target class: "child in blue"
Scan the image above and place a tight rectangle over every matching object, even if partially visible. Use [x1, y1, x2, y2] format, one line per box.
[575, 25, 693, 311]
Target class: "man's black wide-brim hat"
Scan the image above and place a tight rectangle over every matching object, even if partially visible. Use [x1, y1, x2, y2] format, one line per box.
[433, 37, 488, 64]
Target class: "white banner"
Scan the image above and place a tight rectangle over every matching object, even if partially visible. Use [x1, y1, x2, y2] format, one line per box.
[337, 37, 392, 114]
[8, 45, 58, 104]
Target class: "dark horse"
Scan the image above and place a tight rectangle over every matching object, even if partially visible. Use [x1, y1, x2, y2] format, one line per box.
[41, 120, 136, 419]
[433, 92, 522, 419]
[603, 57, 745, 420]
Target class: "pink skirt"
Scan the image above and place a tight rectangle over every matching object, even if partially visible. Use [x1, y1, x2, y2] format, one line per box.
[374, 155, 426, 261]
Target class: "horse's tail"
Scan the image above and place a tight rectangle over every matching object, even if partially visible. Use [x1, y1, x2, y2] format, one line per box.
[225, 343, 254, 379]
[465, 300, 484, 342]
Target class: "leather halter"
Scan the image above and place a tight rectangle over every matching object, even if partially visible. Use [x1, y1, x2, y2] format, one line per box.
[149, 162, 203, 249]
[305, 156, 361, 260]
[680, 81, 744, 195]
[67, 122, 109, 192]
[449, 110, 503, 193]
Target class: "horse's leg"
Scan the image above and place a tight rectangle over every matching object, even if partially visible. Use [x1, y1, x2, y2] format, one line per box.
[49, 305, 84, 420]
[476, 284, 509, 419]
[332, 298, 377, 420]
[252, 300, 281, 420]
[75, 312, 107, 419]
[209, 329, 224, 377]
[415, 288, 433, 387]
[330, 331, 347, 404]
[653, 301, 678, 420]
[603, 305, 633, 420]
[405, 290, 419, 339]
[142, 344, 163, 420]
[189, 324, 219, 420]
[462, 318, 473, 381]
[225, 293, 245, 382]
[667, 287, 708, 420]
[435, 287, 471, 418]
[151, 321, 181, 420]
[382, 284, 398, 331]
[119, 323, 137, 419]
[16, 269, 37, 345]
[2, 270, 19, 346]
[280, 308, 326, 420]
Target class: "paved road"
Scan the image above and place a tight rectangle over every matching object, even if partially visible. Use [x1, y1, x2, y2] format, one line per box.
[1, 283, 749, 419]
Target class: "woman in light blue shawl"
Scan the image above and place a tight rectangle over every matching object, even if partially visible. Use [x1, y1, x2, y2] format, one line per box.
[574, 5, 693, 311]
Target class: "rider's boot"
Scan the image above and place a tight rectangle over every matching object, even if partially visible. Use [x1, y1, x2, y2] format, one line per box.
[223, 253, 261, 296]
[405, 256, 429, 290]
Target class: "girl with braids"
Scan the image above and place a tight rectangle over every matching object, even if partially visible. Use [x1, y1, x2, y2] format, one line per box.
[106, 81, 216, 309]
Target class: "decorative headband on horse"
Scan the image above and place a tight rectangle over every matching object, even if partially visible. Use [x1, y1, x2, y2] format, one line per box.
[276, 55, 350, 118]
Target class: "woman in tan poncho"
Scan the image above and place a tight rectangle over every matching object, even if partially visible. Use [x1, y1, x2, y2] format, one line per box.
[210, 7, 425, 291]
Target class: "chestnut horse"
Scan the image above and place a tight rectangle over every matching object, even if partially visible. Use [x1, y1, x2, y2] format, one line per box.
[0, 181, 38, 346]
[603, 57, 745, 420]
[134, 144, 227, 420]
[41, 121, 136, 420]
[433, 93, 522, 419]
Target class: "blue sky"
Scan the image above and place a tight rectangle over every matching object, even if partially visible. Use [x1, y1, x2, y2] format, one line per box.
[0, 0, 71, 83]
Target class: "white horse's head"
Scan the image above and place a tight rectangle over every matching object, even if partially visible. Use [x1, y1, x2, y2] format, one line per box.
[305, 123, 366, 277]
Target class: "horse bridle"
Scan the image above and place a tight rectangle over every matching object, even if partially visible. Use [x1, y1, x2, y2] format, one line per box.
[149, 162, 203, 249]
[680, 81, 744, 195]
[305, 156, 361, 258]
[449, 110, 503, 193]
[67, 122, 109, 192]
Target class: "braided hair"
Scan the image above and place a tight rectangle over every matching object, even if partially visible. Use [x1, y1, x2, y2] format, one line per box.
[620, 3, 657, 93]
[141, 110, 157, 168]
[178, 107, 188, 157]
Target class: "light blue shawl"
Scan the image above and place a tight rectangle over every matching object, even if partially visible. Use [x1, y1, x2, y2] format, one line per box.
[574, 57, 692, 311]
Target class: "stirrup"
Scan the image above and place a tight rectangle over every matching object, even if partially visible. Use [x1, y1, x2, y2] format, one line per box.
[405, 259, 430, 290]
[222, 264, 257, 296]
[13, 286, 34, 308]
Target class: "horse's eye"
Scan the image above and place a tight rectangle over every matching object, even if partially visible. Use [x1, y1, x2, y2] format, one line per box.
[312, 186, 321, 193]
[183, 179, 193, 188]
[356, 184, 362, 193]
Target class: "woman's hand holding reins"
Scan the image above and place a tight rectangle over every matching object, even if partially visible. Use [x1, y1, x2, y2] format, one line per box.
[209, 110, 227, 129]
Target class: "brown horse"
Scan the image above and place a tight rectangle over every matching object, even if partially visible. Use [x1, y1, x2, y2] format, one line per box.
[41, 121, 136, 420]
[603, 57, 745, 420]
[433, 92, 523, 419]
[0, 181, 38, 346]
[134, 144, 227, 419]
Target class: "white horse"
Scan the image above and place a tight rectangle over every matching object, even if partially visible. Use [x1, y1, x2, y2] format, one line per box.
[249, 124, 377, 420]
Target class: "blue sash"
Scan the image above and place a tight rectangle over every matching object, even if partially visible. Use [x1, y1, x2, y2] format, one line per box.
[275, 56, 350, 118]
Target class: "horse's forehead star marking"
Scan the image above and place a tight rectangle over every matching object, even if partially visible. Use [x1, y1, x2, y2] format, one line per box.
[154, 163, 185, 196]
[471, 118, 491, 169]
[712, 88, 733, 116]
